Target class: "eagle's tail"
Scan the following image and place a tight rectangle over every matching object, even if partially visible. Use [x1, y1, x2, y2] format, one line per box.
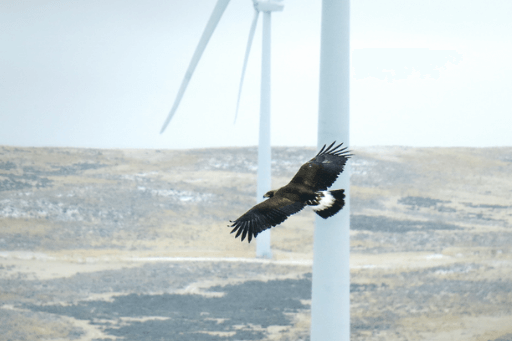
[311, 189, 345, 219]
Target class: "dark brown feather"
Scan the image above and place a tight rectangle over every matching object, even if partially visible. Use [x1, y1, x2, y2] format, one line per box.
[289, 141, 351, 191]
[229, 197, 305, 243]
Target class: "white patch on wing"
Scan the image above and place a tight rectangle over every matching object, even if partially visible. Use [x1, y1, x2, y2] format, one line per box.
[312, 191, 335, 211]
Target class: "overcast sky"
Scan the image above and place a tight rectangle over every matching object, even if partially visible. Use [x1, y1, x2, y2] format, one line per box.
[1, 0, 511, 149]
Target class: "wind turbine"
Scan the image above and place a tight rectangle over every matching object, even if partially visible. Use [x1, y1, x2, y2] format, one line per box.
[311, 0, 350, 339]
[160, 0, 284, 258]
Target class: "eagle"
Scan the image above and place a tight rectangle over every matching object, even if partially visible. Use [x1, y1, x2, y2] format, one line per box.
[229, 141, 351, 243]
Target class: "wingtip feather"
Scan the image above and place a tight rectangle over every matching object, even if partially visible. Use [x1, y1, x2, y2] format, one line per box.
[234, 225, 243, 238]
[247, 229, 253, 243]
[317, 144, 326, 155]
[325, 141, 336, 153]
[317, 141, 353, 159]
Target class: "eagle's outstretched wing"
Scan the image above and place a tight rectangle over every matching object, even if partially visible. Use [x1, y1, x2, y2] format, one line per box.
[229, 197, 305, 243]
[289, 141, 352, 192]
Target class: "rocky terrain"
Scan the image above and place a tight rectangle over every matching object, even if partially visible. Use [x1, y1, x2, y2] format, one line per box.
[0, 145, 511, 340]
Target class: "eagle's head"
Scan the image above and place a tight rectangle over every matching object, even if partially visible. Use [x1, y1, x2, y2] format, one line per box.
[263, 190, 276, 199]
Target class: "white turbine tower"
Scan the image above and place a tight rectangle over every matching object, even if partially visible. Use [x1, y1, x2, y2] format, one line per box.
[311, 0, 350, 339]
[160, 0, 283, 258]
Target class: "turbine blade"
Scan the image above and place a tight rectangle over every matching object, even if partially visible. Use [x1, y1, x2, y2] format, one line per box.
[234, 9, 259, 124]
[160, 0, 231, 134]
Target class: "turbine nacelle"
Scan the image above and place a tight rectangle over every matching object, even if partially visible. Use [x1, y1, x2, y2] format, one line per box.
[254, 0, 284, 12]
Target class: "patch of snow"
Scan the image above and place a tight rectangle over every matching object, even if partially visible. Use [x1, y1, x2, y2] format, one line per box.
[350, 159, 377, 176]
[0, 251, 56, 260]
[137, 187, 214, 202]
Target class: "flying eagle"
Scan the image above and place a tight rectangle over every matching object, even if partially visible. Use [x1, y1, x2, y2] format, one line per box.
[229, 141, 351, 243]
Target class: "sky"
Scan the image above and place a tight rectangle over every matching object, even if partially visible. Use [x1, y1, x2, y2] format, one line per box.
[1, 0, 511, 149]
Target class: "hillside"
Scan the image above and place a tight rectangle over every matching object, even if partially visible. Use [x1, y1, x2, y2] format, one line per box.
[1, 145, 511, 340]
